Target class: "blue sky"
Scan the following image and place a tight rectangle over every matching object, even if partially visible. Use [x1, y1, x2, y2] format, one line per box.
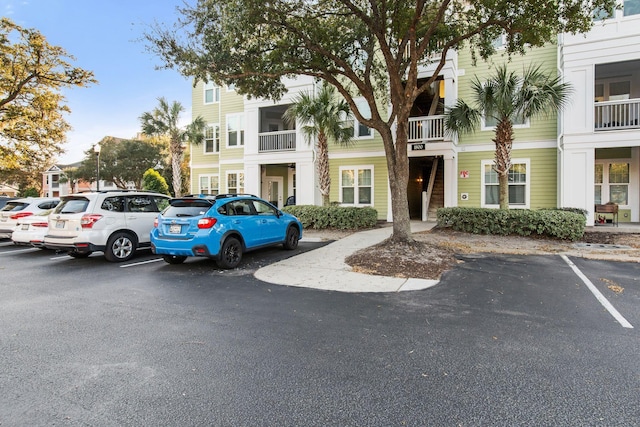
[4, 0, 193, 164]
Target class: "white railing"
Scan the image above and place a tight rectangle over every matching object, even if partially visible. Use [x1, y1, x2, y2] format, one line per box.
[594, 99, 640, 131]
[408, 115, 446, 142]
[258, 130, 296, 152]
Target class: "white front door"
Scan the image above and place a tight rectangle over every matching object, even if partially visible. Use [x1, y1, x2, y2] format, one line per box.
[263, 176, 284, 208]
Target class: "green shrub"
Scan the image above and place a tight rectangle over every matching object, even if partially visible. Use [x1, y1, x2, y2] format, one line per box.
[142, 168, 170, 195]
[283, 205, 378, 230]
[436, 207, 585, 241]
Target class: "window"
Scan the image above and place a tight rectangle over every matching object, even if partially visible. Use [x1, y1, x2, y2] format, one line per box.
[340, 166, 373, 206]
[594, 163, 603, 205]
[204, 124, 220, 153]
[482, 160, 529, 208]
[346, 99, 373, 139]
[624, 0, 640, 16]
[593, 5, 614, 20]
[227, 172, 244, 194]
[227, 114, 245, 147]
[204, 82, 220, 104]
[596, 162, 630, 205]
[199, 175, 219, 195]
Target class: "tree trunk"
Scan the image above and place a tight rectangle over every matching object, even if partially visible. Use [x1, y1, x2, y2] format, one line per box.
[317, 132, 330, 207]
[171, 140, 183, 197]
[493, 119, 514, 210]
[381, 121, 413, 243]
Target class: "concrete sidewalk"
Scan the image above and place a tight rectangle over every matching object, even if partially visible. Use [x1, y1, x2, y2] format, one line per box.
[254, 222, 438, 293]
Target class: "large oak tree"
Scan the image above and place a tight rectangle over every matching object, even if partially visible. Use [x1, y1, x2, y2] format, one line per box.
[145, 0, 614, 243]
[0, 18, 96, 189]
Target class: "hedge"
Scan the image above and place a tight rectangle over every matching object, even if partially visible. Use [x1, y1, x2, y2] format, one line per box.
[436, 207, 586, 241]
[282, 205, 378, 230]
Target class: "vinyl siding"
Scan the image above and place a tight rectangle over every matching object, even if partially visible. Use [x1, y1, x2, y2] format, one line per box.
[328, 156, 389, 220]
[457, 147, 557, 209]
[456, 44, 560, 146]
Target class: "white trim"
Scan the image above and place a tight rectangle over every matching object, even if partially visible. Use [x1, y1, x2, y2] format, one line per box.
[338, 165, 374, 207]
[480, 158, 531, 209]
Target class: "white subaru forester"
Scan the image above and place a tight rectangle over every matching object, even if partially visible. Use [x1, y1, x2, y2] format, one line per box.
[44, 191, 170, 262]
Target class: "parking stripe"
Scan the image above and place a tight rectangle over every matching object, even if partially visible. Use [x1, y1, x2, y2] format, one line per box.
[120, 258, 164, 268]
[0, 247, 37, 254]
[561, 255, 633, 329]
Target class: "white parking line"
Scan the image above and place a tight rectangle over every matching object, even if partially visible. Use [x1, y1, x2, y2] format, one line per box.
[120, 258, 164, 268]
[0, 241, 16, 247]
[0, 247, 37, 254]
[561, 255, 633, 329]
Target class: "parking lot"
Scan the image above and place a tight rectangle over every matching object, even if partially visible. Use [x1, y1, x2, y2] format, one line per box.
[1, 237, 638, 426]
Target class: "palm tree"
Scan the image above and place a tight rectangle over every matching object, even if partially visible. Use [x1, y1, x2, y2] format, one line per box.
[140, 97, 206, 197]
[445, 64, 572, 209]
[284, 84, 353, 207]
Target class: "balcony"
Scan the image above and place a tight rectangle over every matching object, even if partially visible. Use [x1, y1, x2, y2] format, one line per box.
[259, 130, 296, 152]
[408, 115, 446, 143]
[594, 99, 640, 131]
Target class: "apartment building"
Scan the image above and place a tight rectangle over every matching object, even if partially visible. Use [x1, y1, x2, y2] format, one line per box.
[560, 3, 640, 224]
[189, 10, 639, 225]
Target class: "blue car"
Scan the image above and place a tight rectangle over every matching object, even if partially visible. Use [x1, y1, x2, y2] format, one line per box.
[151, 194, 303, 268]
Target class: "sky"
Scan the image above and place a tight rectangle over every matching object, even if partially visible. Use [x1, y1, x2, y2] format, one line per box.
[4, 0, 193, 165]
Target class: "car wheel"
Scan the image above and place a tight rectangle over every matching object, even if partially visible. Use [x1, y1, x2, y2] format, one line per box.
[105, 232, 136, 262]
[163, 255, 187, 264]
[283, 226, 299, 250]
[68, 251, 91, 258]
[217, 237, 242, 269]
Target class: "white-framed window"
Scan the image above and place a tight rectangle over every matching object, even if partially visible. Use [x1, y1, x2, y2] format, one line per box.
[227, 171, 245, 194]
[481, 159, 530, 208]
[595, 161, 630, 205]
[482, 111, 528, 130]
[492, 34, 507, 50]
[339, 166, 373, 206]
[204, 124, 220, 154]
[227, 113, 245, 147]
[199, 175, 219, 195]
[204, 82, 220, 104]
[226, 83, 236, 92]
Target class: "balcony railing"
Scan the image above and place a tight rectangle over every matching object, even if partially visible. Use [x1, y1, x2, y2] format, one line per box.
[259, 130, 296, 152]
[408, 115, 446, 142]
[594, 99, 640, 131]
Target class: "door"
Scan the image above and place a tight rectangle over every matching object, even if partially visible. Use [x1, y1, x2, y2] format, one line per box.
[263, 176, 284, 208]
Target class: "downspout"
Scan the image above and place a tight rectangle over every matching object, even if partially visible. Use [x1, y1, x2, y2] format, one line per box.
[556, 33, 565, 210]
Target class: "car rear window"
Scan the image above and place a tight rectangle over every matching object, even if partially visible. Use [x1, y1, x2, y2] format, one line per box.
[55, 197, 90, 214]
[1, 202, 27, 212]
[163, 199, 212, 217]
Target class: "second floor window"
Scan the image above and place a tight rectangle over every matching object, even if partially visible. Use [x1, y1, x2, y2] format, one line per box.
[227, 114, 245, 147]
[204, 82, 220, 104]
[204, 125, 220, 153]
[624, 0, 640, 16]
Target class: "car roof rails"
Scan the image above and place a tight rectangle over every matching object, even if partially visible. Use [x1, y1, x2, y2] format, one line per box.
[214, 193, 258, 199]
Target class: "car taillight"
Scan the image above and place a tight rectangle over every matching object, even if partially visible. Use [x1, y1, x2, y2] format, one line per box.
[10, 212, 33, 220]
[197, 217, 217, 229]
[31, 222, 49, 228]
[80, 214, 103, 228]
[153, 218, 158, 228]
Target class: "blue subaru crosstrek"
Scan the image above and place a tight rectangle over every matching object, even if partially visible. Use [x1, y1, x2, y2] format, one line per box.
[150, 194, 303, 268]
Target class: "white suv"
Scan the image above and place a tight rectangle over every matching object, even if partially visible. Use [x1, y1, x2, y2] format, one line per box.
[44, 191, 170, 262]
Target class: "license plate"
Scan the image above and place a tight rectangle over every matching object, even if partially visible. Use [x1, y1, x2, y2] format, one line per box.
[56, 220, 65, 229]
[169, 224, 181, 234]
[21, 224, 29, 230]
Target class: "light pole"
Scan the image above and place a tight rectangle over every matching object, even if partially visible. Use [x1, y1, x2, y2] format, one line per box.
[94, 143, 101, 191]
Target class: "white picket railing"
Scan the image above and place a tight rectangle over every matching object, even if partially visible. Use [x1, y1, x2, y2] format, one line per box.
[258, 130, 296, 152]
[594, 99, 640, 131]
[408, 115, 446, 142]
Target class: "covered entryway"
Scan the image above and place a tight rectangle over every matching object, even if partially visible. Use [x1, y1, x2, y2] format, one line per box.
[408, 156, 444, 221]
